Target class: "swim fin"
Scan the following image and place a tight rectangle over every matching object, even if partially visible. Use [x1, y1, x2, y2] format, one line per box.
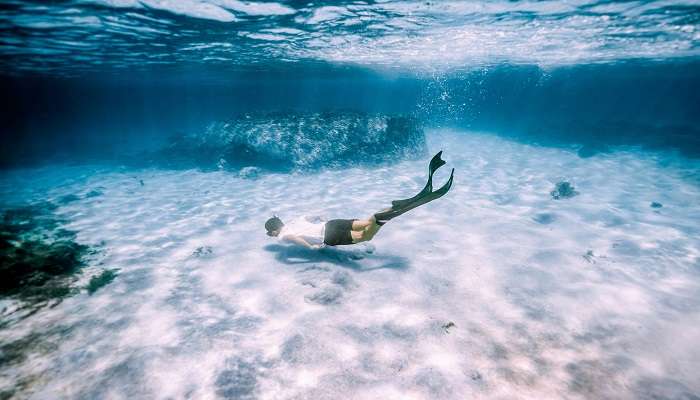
[390, 151, 446, 209]
[374, 167, 454, 225]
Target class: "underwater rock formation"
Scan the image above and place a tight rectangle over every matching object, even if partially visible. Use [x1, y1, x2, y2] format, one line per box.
[152, 111, 427, 171]
[550, 181, 579, 200]
[0, 202, 92, 308]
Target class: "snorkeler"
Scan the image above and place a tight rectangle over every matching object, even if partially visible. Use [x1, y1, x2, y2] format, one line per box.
[265, 151, 454, 249]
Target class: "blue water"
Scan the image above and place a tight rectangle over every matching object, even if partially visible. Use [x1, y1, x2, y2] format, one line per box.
[1, 1, 700, 399]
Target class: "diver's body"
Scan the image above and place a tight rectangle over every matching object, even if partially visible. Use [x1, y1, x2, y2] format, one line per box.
[265, 151, 454, 249]
[267, 215, 378, 249]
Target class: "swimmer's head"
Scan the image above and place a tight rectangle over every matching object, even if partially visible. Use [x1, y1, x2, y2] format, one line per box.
[265, 216, 284, 237]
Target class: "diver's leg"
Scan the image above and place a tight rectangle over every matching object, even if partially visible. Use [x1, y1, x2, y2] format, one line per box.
[351, 215, 382, 243]
[351, 219, 373, 231]
[361, 217, 382, 241]
[351, 207, 391, 231]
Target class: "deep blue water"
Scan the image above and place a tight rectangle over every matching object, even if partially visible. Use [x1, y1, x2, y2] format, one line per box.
[1, 0, 700, 168]
[2, 59, 700, 168]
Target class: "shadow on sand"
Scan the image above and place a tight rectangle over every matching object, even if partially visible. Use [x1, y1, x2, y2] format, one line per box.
[264, 244, 410, 272]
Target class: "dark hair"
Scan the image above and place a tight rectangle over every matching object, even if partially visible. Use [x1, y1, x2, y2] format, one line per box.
[265, 216, 284, 236]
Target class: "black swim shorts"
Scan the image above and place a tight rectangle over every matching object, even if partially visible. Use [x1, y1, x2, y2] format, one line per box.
[323, 219, 357, 246]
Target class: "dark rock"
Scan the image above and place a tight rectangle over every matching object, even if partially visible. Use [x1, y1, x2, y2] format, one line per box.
[192, 246, 213, 257]
[442, 321, 456, 333]
[650, 202, 663, 208]
[0, 203, 91, 306]
[550, 181, 579, 200]
[86, 269, 118, 295]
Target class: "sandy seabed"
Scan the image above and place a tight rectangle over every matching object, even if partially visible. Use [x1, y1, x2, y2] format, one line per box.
[1, 130, 699, 399]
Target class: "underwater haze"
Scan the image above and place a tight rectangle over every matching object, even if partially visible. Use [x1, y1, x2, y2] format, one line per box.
[1, 1, 700, 399]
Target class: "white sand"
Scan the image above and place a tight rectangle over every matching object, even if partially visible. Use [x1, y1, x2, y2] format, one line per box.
[1, 130, 699, 399]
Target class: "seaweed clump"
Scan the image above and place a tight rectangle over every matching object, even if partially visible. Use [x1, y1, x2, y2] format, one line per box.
[86, 269, 118, 295]
[550, 181, 579, 200]
[0, 202, 90, 305]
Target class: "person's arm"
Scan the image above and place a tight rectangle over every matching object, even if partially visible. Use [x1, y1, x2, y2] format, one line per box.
[282, 235, 321, 250]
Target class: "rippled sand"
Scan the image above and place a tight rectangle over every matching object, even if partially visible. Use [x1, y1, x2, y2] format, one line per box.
[1, 130, 699, 399]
